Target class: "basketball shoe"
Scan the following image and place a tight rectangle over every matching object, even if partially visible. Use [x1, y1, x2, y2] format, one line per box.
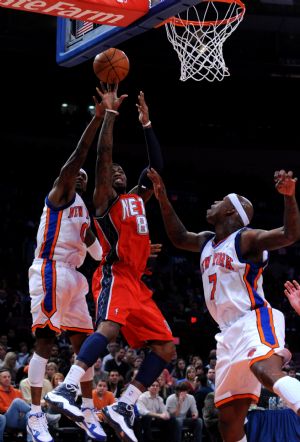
[27, 411, 53, 442]
[44, 383, 83, 421]
[102, 402, 137, 442]
[76, 406, 107, 441]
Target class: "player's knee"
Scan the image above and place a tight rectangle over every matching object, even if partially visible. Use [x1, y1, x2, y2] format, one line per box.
[151, 341, 176, 362]
[97, 320, 120, 341]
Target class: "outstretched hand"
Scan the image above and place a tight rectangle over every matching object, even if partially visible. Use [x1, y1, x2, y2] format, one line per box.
[96, 83, 128, 113]
[136, 91, 150, 126]
[274, 170, 297, 196]
[149, 242, 162, 258]
[147, 168, 167, 201]
[284, 280, 300, 315]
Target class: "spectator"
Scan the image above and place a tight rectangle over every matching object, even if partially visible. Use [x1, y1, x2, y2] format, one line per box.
[92, 380, 116, 421]
[137, 380, 176, 442]
[102, 342, 120, 368]
[0, 368, 31, 441]
[17, 342, 30, 367]
[51, 372, 65, 388]
[171, 358, 186, 381]
[0, 352, 19, 384]
[202, 392, 222, 442]
[0, 346, 6, 366]
[166, 381, 203, 442]
[194, 374, 213, 418]
[19, 371, 52, 405]
[157, 372, 173, 402]
[45, 362, 58, 383]
[104, 347, 130, 380]
[93, 358, 108, 385]
[177, 365, 198, 392]
[107, 370, 123, 398]
[206, 368, 215, 391]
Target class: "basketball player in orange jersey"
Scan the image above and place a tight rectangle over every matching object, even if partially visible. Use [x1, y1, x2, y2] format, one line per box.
[147, 168, 300, 442]
[45, 85, 175, 442]
[26, 91, 127, 442]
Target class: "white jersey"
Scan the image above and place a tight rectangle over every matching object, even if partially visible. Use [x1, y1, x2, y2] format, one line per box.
[34, 193, 90, 268]
[200, 228, 269, 330]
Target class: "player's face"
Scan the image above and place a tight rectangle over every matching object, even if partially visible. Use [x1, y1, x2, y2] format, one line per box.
[206, 196, 230, 225]
[75, 170, 88, 194]
[112, 164, 127, 193]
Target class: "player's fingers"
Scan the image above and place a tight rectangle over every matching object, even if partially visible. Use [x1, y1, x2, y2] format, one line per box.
[284, 289, 291, 298]
[284, 281, 294, 291]
[96, 86, 104, 97]
[292, 280, 300, 289]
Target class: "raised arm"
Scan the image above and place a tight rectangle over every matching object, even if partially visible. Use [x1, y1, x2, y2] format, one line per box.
[130, 91, 164, 203]
[93, 84, 127, 215]
[48, 96, 104, 207]
[147, 168, 212, 253]
[240, 170, 300, 261]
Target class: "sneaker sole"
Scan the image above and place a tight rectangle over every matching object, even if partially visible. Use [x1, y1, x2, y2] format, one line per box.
[76, 421, 107, 442]
[102, 409, 134, 442]
[27, 424, 54, 442]
[44, 396, 84, 422]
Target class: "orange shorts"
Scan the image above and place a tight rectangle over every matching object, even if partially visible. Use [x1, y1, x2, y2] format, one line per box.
[92, 263, 173, 348]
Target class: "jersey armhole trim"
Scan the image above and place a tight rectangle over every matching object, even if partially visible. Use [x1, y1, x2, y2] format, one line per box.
[46, 194, 76, 211]
[235, 228, 268, 268]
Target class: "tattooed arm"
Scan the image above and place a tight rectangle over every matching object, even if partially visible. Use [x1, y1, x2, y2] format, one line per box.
[93, 85, 127, 215]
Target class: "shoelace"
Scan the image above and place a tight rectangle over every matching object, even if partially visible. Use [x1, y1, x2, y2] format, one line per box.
[116, 403, 135, 428]
[59, 383, 78, 403]
[30, 413, 48, 432]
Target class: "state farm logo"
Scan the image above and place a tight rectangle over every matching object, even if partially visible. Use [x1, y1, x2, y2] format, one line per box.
[0, 0, 125, 24]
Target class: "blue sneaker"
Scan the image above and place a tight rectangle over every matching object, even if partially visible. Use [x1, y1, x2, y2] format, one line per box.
[102, 402, 137, 442]
[76, 407, 107, 441]
[44, 383, 83, 422]
[27, 412, 53, 442]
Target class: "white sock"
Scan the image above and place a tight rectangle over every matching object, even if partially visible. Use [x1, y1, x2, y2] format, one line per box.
[28, 353, 48, 387]
[120, 384, 142, 406]
[236, 436, 247, 442]
[273, 376, 300, 414]
[31, 404, 42, 413]
[64, 365, 85, 387]
[82, 397, 94, 409]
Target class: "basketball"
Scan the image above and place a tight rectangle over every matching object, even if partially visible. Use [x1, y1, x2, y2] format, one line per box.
[93, 48, 130, 84]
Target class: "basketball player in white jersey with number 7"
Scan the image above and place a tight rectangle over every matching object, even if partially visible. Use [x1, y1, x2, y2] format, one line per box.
[148, 168, 300, 442]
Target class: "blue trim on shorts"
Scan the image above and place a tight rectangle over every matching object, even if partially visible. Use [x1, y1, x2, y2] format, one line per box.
[96, 263, 113, 326]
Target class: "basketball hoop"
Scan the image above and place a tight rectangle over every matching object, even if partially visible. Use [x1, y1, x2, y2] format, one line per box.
[163, 0, 246, 82]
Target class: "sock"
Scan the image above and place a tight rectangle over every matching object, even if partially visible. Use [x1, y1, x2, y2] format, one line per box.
[64, 365, 85, 387]
[135, 351, 167, 388]
[120, 384, 142, 406]
[31, 404, 42, 413]
[273, 376, 300, 414]
[237, 436, 247, 442]
[81, 397, 94, 409]
[76, 332, 108, 367]
[28, 353, 48, 387]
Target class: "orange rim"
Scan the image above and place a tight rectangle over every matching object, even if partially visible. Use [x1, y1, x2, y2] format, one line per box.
[161, 0, 245, 28]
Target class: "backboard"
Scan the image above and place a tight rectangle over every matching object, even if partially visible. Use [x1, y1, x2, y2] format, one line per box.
[56, 0, 201, 67]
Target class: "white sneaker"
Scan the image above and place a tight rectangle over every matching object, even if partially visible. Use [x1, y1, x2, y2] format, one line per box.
[102, 402, 137, 442]
[44, 383, 83, 422]
[27, 412, 53, 442]
[76, 407, 107, 441]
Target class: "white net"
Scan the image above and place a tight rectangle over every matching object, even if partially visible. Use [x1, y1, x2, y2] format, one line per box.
[164, 0, 245, 82]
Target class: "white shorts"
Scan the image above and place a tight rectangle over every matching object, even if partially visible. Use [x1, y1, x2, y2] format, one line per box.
[29, 258, 94, 334]
[214, 307, 291, 408]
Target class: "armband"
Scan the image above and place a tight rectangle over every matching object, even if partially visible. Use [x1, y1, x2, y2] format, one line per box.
[142, 120, 151, 128]
[105, 109, 119, 115]
[87, 239, 103, 261]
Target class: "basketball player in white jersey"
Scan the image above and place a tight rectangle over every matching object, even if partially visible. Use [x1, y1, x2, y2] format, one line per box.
[148, 168, 300, 442]
[26, 88, 127, 442]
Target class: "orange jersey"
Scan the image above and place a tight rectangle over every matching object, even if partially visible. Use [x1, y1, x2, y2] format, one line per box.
[93, 193, 150, 274]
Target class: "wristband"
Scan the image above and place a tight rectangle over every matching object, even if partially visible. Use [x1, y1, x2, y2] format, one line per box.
[142, 120, 151, 128]
[105, 109, 119, 115]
